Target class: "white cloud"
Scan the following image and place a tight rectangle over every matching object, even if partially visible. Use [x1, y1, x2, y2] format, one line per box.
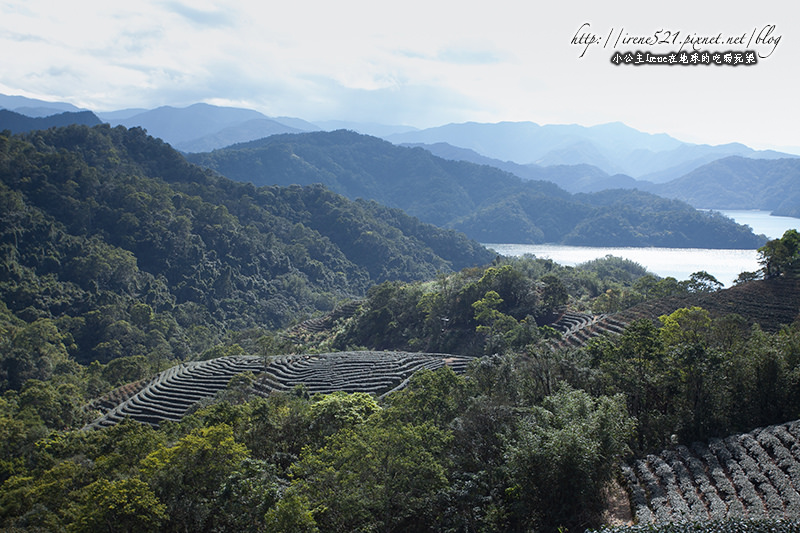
[1, 0, 798, 148]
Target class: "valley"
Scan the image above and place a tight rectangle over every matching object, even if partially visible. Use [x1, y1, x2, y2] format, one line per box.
[1, 102, 799, 532]
[4, 0, 799, 529]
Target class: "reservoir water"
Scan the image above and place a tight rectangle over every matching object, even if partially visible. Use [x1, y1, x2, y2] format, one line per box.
[485, 210, 800, 288]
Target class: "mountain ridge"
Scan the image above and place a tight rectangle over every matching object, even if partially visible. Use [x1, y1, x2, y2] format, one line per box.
[3, 94, 796, 216]
[385, 120, 798, 180]
[0, 124, 494, 342]
[187, 129, 766, 249]
[0, 109, 103, 133]
[0, 93, 86, 115]
[650, 156, 800, 216]
[8, 93, 793, 180]
[405, 141, 645, 193]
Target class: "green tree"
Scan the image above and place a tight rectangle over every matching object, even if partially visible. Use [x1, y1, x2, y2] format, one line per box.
[0, 319, 74, 391]
[685, 270, 723, 292]
[734, 270, 762, 284]
[504, 385, 634, 532]
[17, 380, 84, 429]
[727, 325, 797, 431]
[589, 319, 677, 451]
[241, 394, 313, 469]
[67, 477, 166, 533]
[139, 424, 249, 532]
[213, 458, 283, 533]
[0, 459, 89, 530]
[263, 494, 319, 533]
[651, 276, 687, 298]
[290, 419, 450, 533]
[758, 229, 800, 278]
[382, 366, 470, 428]
[632, 274, 659, 300]
[473, 290, 518, 354]
[659, 306, 712, 348]
[306, 391, 380, 443]
[592, 287, 624, 314]
[660, 308, 732, 442]
[539, 273, 568, 311]
[101, 355, 150, 387]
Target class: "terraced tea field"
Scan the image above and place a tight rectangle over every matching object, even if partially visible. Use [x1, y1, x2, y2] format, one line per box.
[623, 420, 800, 523]
[551, 310, 626, 348]
[554, 278, 800, 349]
[85, 351, 473, 429]
[253, 351, 471, 397]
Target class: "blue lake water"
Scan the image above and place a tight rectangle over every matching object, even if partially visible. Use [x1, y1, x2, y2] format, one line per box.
[484, 210, 800, 288]
[705, 209, 799, 240]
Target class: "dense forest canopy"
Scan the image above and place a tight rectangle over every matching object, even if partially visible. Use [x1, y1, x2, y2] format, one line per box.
[1, 124, 799, 532]
[0, 124, 492, 373]
[651, 156, 800, 216]
[2, 249, 800, 531]
[0, 109, 102, 134]
[187, 130, 767, 248]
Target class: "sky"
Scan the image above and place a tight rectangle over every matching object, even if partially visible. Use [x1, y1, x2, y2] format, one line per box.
[1, 0, 798, 151]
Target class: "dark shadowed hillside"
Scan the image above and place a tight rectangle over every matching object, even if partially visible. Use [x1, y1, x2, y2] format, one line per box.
[0, 124, 493, 369]
[0, 109, 102, 133]
[556, 276, 800, 350]
[651, 156, 800, 217]
[187, 130, 766, 248]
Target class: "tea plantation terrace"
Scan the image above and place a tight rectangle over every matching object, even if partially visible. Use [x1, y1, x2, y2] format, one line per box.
[85, 351, 474, 429]
[623, 419, 800, 523]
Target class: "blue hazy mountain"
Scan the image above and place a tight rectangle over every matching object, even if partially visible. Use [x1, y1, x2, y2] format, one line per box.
[386, 121, 797, 182]
[175, 118, 306, 153]
[187, 129, 765, 248]
[95, 108, 151, 121]
[107, 103, 275, 148]
[101, 104, 320, 152]
[0, 94, 86, 116]
[650, 156, 800, 217]
[405, 141, 644, 193]
[2, 94, 793, 215]
[315, 120, 419, 138]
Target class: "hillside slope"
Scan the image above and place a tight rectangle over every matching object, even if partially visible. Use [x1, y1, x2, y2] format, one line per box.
[403, 141, 644, 193]
[0, 125, 493, 370]
[187, 130, 765, 248]
[556, 277, 800, 350]
[85, 351, 474, 428]
[108, 103, 311, 152]
[651, 156, 800, 216]
[384, 121, 795, 180]
[623, 419, 800, 523]
[0, 109, 102, 133]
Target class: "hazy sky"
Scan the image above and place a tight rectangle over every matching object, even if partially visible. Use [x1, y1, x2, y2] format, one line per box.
[1, 0, 797, 151]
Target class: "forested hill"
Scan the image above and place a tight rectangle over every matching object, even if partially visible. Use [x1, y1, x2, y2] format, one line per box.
[0, 124, 493, 367]
[0, 109, 102, 133]
[187, 130, 766, 248]
[650, 156, 800, 217]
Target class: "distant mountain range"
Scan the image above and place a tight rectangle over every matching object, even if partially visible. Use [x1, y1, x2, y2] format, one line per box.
[404, 142, 643, 193]
[389, 121, 682, 176]
[186, 129, 766, 248]
[649, 156, 800, 218]
[386, 121, 796, 182]
[2, 93, 799, 218]
[96, 103, 317, 153]
[0, 94, 86, 116]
